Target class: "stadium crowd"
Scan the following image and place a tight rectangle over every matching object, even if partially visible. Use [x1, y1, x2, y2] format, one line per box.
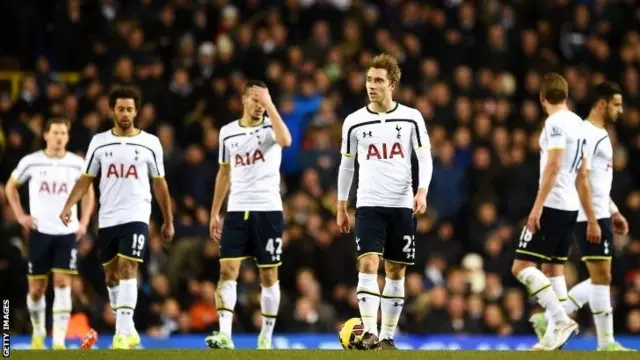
[1, 0, 639, 338]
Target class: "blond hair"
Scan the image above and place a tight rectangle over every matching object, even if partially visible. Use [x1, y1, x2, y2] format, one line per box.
[368, 54, 402, 86]
[540, 72, 568, 104]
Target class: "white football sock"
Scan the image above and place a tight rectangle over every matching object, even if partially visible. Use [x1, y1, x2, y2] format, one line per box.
[216, 280, 237, 338]
[544, 276, 568, 325]
[52, 287, 72, 346]
[259, 282, 280, 340]
[566, 279, 591, 314]
[379, 278, 404, 340]
[116, 279, 138, 335]
[107, 285, 119, 315]
[590, 284, 615, 347]
[356, 273, 380, 337]
[27, 294, 46, 337]
[516, 267, 570, 324]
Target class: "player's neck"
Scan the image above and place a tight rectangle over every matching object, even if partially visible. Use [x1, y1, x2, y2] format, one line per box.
[586, 110, 605, 128]
[43, 148, 66, 158]
[112, 127, 141, 137]
[368, 99, 396, 113]
[239, 115, 264, 128]
[546, 104, 567, 117]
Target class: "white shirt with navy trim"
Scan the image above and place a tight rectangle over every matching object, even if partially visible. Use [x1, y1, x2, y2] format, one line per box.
[83, 129, 164, 228]
[578, 120, 613, 221]
[340, 102, 430, 209]
[11, 151, 84, 235]
[538, 109, 585, 212]
[218, 117, 283, 212]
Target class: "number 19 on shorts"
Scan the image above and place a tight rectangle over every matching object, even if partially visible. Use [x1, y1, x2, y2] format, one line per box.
[131, 234, 145, 257]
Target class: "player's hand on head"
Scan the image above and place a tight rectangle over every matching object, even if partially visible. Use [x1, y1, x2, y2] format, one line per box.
[18, 214, 36, 230]
[586, 221, 602, 244]
[336, 209, 350, 233]
[252, 86, 273, 106]
[612, 212, 629, 235]
[210, 214, 222, 241]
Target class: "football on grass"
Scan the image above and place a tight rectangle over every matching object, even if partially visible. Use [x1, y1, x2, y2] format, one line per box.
[338, 317, 365, 350]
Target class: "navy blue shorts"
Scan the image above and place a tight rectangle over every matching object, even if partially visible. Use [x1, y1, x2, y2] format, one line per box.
[27, 231, 78, 277]
[515, 207, 578, 264]
[354, 207, 417, 265]
[220, 211, 284, 267]
[575, 218, 614, 261]
[97, 222, 149, 265]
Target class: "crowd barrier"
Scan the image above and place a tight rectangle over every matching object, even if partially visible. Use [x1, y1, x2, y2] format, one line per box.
[9, 334, 640, 350]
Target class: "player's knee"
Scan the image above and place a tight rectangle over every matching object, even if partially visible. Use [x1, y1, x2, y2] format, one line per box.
[53, 273, 72, 288]
[541, 263, 563, 277]
[117, 257, 138, 279]
[28, 280, 47, 300]
[511, 260, 529, 278]
[358, 254, 379, 274]
[588, 262, 612, 285]
[259, 267, 278, 286]
[219, 261, 240, 281]
[384, 262, 405, 280]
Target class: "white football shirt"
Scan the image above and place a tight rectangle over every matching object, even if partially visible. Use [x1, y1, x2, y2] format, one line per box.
[577, 120, 612, 221]
[218, 117, 283, 212]
[538, 109, 585, 211]
[84, 129, 164, 228]
[341, 102, 430, 208]
[11, 151, 84, 235]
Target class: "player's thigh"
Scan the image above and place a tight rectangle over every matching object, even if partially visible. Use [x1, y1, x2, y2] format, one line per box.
[548, 209, 578, 264]
[250, 211, 284, 267]
[116, 222, 149, 263]
[51, 234, 79, 275]
[515, 207, 562, 263]
[97, 226, 120, 266]
[576, 218, 614, 263]
[219, 212, 252, 261]
[27, 231, 53, 278]
[354, 207, 386, 260]
[383, 208, 416, 265]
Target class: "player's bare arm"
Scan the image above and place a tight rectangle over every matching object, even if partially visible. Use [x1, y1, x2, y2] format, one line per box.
[59, 175, 93, 226]
[210, 164, 231, 241]
[251, 86, 292, 147]
[5, 176, 36, 230]
[528, 149, 563, 232]
[152, 177, 175, 243]
[609, 197, 629, 234]
[576, 160, 601, 243]
[77, 184, 96, 240]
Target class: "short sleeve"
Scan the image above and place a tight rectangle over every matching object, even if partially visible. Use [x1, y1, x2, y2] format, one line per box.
[149, 137, 165, 178]
[340, 115, 357, 157]
[412, 111, 431, 150]
[544, 117, 567, 150]
[218, 127, 230, 164]
[11, 156, 32, 184]
[83, 137, 101, 177]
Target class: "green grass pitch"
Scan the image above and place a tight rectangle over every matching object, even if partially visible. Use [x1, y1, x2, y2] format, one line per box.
[7, 350, 639, 360]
